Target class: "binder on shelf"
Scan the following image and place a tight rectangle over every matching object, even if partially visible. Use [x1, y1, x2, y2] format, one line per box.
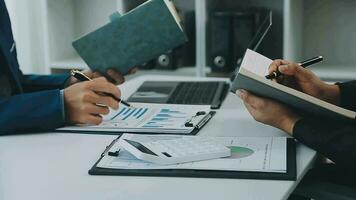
[88, 134, 297, 181]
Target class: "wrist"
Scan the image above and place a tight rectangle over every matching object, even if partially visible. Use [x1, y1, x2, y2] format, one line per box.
[322, 84, 340, 105]
[63, 88, 74, 125]
[279, 114, 301, 136]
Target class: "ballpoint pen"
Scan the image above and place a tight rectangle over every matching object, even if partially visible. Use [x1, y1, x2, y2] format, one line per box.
[265, 56, 323, 80]
[70, 69, 132, 107]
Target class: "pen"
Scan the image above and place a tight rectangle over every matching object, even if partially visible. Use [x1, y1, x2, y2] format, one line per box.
[265, 56, 323, 80]
[70, 69, 132, 107]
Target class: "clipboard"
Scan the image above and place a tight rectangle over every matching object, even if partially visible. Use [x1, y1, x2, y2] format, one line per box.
[88, 135, 297, 181]
[57, 111, 216, 136]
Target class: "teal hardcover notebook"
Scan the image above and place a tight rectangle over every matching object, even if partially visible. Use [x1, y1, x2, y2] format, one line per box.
[72, 0, 187, 74]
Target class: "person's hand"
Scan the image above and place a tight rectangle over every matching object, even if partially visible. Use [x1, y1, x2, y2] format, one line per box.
[64, 77, 121, 125]
[67, 68, 138, 86]
[268, 60, 340, 105]
[237, 90, 301, 135]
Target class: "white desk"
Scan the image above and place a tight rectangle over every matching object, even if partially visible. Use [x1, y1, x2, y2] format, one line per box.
[0, 75, 317, 200]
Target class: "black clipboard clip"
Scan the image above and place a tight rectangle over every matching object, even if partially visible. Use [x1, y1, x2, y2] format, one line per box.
[101, 136, 121, 157]
[185, 111, 213, 129]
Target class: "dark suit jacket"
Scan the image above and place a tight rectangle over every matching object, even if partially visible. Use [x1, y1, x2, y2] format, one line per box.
[293, 81, 356, 171]
[0, 1, 69, 133]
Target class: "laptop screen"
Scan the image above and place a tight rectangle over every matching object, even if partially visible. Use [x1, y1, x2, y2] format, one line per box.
[247, 11, 273, 52]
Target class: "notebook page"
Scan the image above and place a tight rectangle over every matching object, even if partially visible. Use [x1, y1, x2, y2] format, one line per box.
[240, 49, 273, 77]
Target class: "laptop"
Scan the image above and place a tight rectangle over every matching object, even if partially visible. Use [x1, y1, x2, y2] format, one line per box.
[128, 11, 272, 109]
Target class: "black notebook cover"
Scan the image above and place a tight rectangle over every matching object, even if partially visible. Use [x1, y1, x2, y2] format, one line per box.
[88, 137, 296, 181]
[230, 49, 356, 123]
[232, 73, 356, 123]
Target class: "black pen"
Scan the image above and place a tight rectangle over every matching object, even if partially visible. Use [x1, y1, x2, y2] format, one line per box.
[265, 56, 323, 80]
[70, 69, 132, 107]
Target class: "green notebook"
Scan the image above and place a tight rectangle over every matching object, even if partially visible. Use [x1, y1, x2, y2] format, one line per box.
[72, 0, 187, 74]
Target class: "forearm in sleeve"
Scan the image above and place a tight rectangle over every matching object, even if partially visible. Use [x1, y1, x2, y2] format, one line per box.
[338, 81, 356, 111]
[21, 74, 70, 92]
[0, 90, 66, 134]
[293, 118, 356, 169]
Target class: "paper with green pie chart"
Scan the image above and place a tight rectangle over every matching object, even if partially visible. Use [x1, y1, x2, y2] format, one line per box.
[99, 135, 287, 173]
[227, 146, 255, 159]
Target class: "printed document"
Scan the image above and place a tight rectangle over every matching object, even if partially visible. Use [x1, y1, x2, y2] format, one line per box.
[98, 134, 287, 173]
[59, 103, 211, 134]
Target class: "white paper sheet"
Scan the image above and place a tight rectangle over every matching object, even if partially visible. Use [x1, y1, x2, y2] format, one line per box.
[59, 103, 211, 134]
[98, 134, 287, 173]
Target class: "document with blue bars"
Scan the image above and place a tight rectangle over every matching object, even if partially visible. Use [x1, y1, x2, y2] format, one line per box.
[58, 103, 213, 134]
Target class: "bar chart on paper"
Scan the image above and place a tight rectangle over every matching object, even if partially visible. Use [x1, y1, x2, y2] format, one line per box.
[84, 103, 212, 133]
[58, 103, 211, 134]
[102, 106, 190, 129]
[103, 107, 150, 127]
[142, 108, 189, 129]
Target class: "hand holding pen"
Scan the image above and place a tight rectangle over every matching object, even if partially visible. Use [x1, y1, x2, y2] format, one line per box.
[71, 70, 132, 107]
[265, 57, 340, 104]
[63, 70, 127, 125]
[266, 56, 323, 80]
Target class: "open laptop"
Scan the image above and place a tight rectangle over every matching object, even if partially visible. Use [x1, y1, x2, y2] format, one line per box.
[128, 11, 272, 109]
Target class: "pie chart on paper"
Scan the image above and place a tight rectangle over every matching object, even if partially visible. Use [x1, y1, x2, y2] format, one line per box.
[227, 146, 254, 159]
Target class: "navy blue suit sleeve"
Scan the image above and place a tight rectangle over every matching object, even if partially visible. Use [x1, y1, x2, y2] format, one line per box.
[0, 89, 66, 134]
[338, 81, 356, 111]
[292, 81, 356, 170]
[293, 119, 356, 170]
[20, 74, 70, 93]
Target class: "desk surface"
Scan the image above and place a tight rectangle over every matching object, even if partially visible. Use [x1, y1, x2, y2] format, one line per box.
[0, 75, 317, 200]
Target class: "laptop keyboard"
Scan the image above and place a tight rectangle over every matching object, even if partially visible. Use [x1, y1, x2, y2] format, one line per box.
[167, 82, 220, 105]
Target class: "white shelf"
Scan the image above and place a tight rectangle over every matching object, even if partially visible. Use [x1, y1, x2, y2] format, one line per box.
[42, 0, 207, 77]
[195, 0, 207, 77]
[50, 57, 88, 70]
[132, 67, 211, 78]
[44, 0, 122, 72]
[42, 0, 356, 80]
[284, 0, 356, 81]
[311, 65, 356, 81]
[49, 57, 206, 77]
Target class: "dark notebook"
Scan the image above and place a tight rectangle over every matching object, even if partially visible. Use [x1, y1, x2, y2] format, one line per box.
[73, 0, 187, 74]
[231, 49, 356, 122]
